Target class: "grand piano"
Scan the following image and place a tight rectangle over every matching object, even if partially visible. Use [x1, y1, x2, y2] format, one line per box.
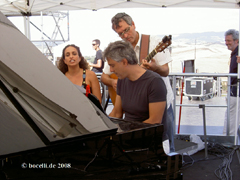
[0, 11, 189, 179]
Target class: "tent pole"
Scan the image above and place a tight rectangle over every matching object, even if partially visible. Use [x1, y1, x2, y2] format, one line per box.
[41, 11, 44, 54]
[234, 9, 240, 145]
[234, 8, 240, 165]
[23, 16, 30, 40]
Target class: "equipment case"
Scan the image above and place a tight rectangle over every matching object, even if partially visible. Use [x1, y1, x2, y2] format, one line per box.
[184, 77, 214, 101]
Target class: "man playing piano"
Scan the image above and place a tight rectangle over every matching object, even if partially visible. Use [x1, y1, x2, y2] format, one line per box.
[101, 12, 175, 152]
[103, 40, 167, 130]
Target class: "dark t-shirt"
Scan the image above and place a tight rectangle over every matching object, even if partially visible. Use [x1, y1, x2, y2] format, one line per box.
[117, 70, 167, 122]
[92, 50, 104, 73]
[229, 46, 239, 97]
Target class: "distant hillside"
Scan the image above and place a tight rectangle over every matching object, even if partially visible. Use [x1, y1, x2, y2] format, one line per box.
[161, 31, 230, 73]
[158, 31, 225, 46]
[172, 31, 225, 44]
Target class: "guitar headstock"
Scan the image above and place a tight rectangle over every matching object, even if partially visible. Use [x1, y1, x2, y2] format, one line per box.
[144, 35, 172, 62]
[156, 35, 172, 53]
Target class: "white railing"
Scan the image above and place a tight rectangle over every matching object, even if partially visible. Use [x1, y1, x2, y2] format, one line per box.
[97, 72, 238, 139]
[170, 72, 238, 137]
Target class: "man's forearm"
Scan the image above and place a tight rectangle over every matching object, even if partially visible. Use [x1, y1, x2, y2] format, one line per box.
[155, 64, 169, 77]
[143, 101, 166, 124]
[143, 117, 162, 124]
[101, 73, 113, 87]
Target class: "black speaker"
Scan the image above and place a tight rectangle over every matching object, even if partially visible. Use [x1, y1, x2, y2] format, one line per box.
[184, 59, 195, 73]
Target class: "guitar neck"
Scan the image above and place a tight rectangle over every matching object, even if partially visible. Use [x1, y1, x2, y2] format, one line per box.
[145, 35, 171, 62]
[145, 49, 157, 62]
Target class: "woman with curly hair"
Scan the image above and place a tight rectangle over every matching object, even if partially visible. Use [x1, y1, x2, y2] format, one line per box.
[58, 44, 102, 103]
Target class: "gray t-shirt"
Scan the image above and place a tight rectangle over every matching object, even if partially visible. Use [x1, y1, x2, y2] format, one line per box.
[117, 70, 166, 123]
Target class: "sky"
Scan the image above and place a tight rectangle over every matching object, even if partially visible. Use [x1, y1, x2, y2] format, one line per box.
[8, 7, 240, 57]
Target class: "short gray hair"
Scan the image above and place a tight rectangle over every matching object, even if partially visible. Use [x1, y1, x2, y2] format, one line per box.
[111, 12, 133, 30]
[225, 29, 239, 40]
[103, 40, 138, 65]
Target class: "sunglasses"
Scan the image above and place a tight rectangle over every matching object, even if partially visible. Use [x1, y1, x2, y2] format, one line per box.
[92, 44, 96, 46]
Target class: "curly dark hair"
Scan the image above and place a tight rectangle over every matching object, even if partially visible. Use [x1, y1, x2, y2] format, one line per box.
[58, 44, 89, 74]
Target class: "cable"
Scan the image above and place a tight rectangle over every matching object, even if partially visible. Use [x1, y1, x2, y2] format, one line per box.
[180, 139, 239, 179]
[214, 146, 238, 180]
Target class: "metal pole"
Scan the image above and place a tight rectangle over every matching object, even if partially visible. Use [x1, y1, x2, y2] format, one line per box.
[217, 77, 221, 97]
[67, 11, 70, 41]
[172, 75, 177, 135]
[234, 8, 240, 163]
[178, 67, 185, 134]
[41, 11, 44, 53]
[227, 76, 231, 136]
[50, 11, 65, 42]
[23, 16, 30, 40]
[199, 104, 208, 159]
[234, 11, 240, 144]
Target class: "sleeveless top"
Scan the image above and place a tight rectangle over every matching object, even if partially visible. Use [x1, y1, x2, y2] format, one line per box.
[81, 69, 87, 89]
[81, 69, 92, 94]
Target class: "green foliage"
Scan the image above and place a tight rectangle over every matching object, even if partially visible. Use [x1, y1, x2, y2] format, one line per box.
[84, 56, 95, 63]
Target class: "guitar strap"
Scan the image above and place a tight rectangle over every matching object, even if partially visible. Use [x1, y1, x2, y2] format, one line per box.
[139, 34, 150, 63]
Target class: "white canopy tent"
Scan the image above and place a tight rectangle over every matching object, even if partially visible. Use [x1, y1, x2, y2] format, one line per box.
[0, 0, 240, 15]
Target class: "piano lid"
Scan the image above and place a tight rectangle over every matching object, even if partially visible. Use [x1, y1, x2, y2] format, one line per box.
[0, 11, 117, 157]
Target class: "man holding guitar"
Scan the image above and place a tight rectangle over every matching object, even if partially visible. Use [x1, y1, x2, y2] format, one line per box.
[101, 12, 175, 152]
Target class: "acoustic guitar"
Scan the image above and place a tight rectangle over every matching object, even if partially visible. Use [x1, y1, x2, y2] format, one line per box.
[108, 35, 172, 105]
